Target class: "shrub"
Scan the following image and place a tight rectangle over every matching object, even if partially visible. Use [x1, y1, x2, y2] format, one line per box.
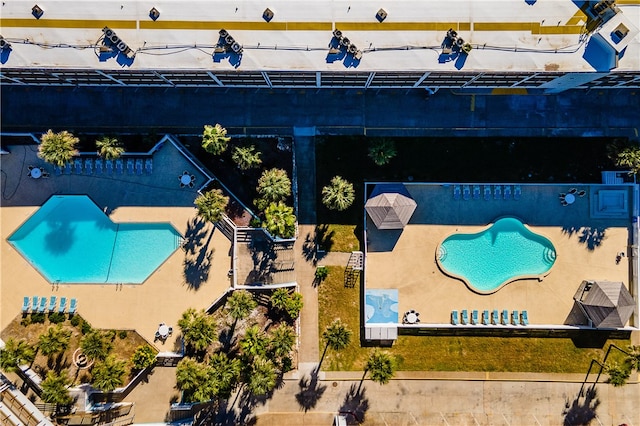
[20, 316, 32, 327]
[31, 313, 46, 324]
[70, 315, 81, 327]
[315, 266, 329, 281]
[105, 330, 117, 341]
[118, 330, 128, 339]
[48, 312, 66, 324]
[81, 320, 92, 335]
[131, 345, 156, 371]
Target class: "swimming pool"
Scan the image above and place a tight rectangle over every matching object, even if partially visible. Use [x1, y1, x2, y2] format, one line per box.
[8, 195, 182, 284]
[436, 217, 556, 294]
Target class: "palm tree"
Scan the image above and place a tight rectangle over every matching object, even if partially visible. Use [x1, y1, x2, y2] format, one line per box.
[96, 136, 124, 160]
[321, 320, 352, 367]
[177, 308, 217, 354]
[80, 330, 112, 361]
[247, 356, 278, 396]
[209, 352, 241, 399]
[0, 338, 35, 372]
[232, 145, 262, 170]
[240, 325, 268, 359]
[227, 290, 257, 323]
[130, 345, 156, 371]
[38, 325, 72, 360]
[605, 362, 631, 387]
[91, 355, 126, 392]
[194, 189, 229, 224]
[614, 146, 640, 176]
[270, 288, 290, 313]
[322, 176, 355, 211]
[368, 139, 397, 166]
[176, 357, 207, 393]
[41, 370, 72, 405]
[268, 323, 296, 360]
[38, 129, 79, 167]
[263, 202, 296, 239]
[365, 350, 396, 385]
[255, 168, 291, 210]
[270, 288, 303, 320]
[202, 124, 231, 155]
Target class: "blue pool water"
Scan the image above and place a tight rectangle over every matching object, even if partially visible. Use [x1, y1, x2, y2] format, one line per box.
[437, 217, 556, 293]
[365, 289, 398, 324]
[8, 196, 182, 283]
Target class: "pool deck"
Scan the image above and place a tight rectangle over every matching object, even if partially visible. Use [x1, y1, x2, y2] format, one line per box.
[365, 182, 637, 327]
[0, 140, 232, 347]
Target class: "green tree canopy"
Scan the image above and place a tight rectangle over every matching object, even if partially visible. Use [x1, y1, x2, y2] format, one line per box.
[176, 357, 208, 394]
[80, 330, 112, 361]
[263, 202, 297, 239]
[323, 319, 352, 352]
[91, 355, 126, 392]
[96, 136, 124, 160]
[240, 325, 269, 359]
[41, 370, 72, 405]
[605, 362, 631, 387]
[368, 139, 397, 166]
[202, 124, 231, 155]
[269, 288, 303, 320]
[38, 325, 72, 358]
[256, 168, 292, 209]
[0, 338, 35, 373]
[38, 129, 79, 167]
[177, 308, 217, 353]
[226, 290, 257, 322]
[194, 189, 229, 223]
[232, 145, 262, 170]
[247, 356, 278, 396]
[626, 345, 640, 371]
[365, 350, 396, 385]
[267, 323, 296, 360]
[322, 176, 355, 211]
[209, 352, 242, 399]
[131, 345, 156, 370]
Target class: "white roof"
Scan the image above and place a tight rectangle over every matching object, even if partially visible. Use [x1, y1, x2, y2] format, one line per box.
[1, 0, 639, 72]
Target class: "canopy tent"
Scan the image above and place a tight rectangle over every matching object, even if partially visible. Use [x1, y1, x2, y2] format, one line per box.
[572, 280, 635, 328]
[365, 184, 417, 230]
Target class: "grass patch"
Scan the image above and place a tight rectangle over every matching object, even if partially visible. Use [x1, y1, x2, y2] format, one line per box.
[316, 224, 360, 253]
[318, 266, 630, 373]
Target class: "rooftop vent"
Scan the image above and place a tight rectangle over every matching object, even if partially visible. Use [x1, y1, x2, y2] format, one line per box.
[376, 8, 387, 22]
[31, 4, 43, 19]
[0, 36, 11, 50]
[149, 7, 160, 21]
[101, 27, 134, 58]
[263, 8, 274, 22]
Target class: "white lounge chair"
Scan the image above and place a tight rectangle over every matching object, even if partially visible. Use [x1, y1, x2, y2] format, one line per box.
[22, 297, 30, 313]
[504, 185, 512, 200]
[116, 159, 124, 174]
[69, 298, 78, 314]
[48, 296, 57, 312]
[461, 309, 469, 325]
[484, 185, 492, 200]
[513, 185, 521, 200]
[74, 159, 83, 174]
[145, 158, 153, 174]
[126, 159, 135, 174]
[512, 310, 520, 325]
[135, 159, 143, 175]
[494, 185, 502, 200]
[453, 185, 461, 200]
[95, 159, 103, 175]
[473, 185, 480, 200]
[38, 297, 47, 313]
[84, 159, 93, 175]
[451, 310, 459, 325]
[463, 185, 471, 200]
[58, 297, 67, 313]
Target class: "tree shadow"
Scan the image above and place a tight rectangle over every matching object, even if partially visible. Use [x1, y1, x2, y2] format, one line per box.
[295, 366, 327, 412]
[244, 234, 277, 284]
[563, 387, 600, 426]
[182, 217, 208, 255]
[562, 226, 607, 251]
[302, 232, 317, 263]
[183, 225, 215, 290]
[339, 383, 369, 424]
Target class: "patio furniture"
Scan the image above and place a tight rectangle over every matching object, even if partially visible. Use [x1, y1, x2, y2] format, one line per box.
[521, 310, 529, 325]
[471, 310, 479, 325]
[22, 297, 30, 313]
[491, 309, 499, 325]
[158, 324, 169, 338]
[106, 160, 114, 175]
[453, 185, 461, 200]
[463, 185, 471, 200]
[512, 310, 520, 325]
[64, 163, 72, 174]
[564, 193, 576, 204]
[126, 159, 135, 174]
[95, 159, 103, 175]
[168, 326, 173, 335]
[29, 167, 42, 179]
[451, 310, 459, 325]
[145, 158, 153, 174]
[559, 193, 566, 199]
[74, 159, 83, 174]
[504, 185, 512, 200]
[494, 185, 502, 200]
[482, 310, 489, 325]
[501, 309, 509, 325]
[38, 297, 47, 313]
[569, 188, 577, 194]
[115, 159, 124, 174]
[48, 296, 57, 312]
[514, 185, 521, 200]
[404, 310, 419, 324]
[484, 185, 492, 201]
[135, 159, 143, 175]
[473, 185, 480, 200]
[32, 296, 39, 311]
[577, 190, 586, 197]
[69, 298, 77, 314]
[84, 159, 93, 175]
[58, 297, 67, 313]
[54, 165, 62, 176]
[461, 309, 469, 325]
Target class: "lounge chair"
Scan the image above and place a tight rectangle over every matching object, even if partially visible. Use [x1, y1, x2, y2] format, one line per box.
[22, 297, 30, 313]
[484, 185, 492, 201]
[491, 309, 499, 325]
[461, 309, 469, 325]
[135, 159, 143, 175]
[453, 185, 461, 200]
[501, 309, 509, 325]
[58, 297, 67, 313]
[105, 159, 114, 175]
[69, 298, 77, 314]
[74, 159, 83, 174]
[471, 310, 479, 325]
[84, 159, 93, 175]
[521, 310, 529, 326]
[482, 310, 489, 325]
[463, 185, 471, 200]
[569, 188, 577, 194]
[38, 297, 47, 313]
[512, 310, 520, 325]
[494, 185, 502, 200]
[473, 185, 480, 200]
[95, 159, 103, 175]
[116, 159, 124, 174]
[577, 190, 586, 197]
[126, 158, 135, 174]
[32, 296, 39, 311]
[503, 185, 512, 200]
[145, 158, 153, 174]
[48, 296, 57, 312]
[451, 310, 459, 325]
[513, 185, 521, 200]
[64, 163, 72, 175]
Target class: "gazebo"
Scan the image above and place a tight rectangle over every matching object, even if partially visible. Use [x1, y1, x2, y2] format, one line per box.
[571, 280, 635, 328]
[365, 184, 417, 230]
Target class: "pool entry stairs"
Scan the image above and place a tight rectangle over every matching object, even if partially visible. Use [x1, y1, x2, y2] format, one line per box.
[344, 251, 363, 288]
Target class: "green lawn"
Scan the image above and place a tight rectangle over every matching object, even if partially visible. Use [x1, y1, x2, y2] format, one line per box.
[316, 224, 360, 253]
[318, 266, 630, 373]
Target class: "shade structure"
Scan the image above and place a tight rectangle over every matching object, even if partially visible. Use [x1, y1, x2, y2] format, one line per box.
[573, 280, 635, 328]
[365, 184, 417, 229]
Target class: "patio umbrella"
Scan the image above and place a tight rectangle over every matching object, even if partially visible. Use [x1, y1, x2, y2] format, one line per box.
[365, 184, 417, 229]
[573, 280, 635, 328]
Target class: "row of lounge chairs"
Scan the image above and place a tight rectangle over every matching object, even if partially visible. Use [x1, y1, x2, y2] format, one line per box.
[54, 158, 153, 176]
[454, 185, 521, 201]
[451, 309, 528, 326]
[22, 296, 77, 314]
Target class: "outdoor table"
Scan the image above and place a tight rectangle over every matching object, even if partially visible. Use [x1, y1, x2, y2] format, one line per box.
[158, 324, 169, 338]
[30, 168, 42, 179]
[565, 193, 575, 205]
[180, 174, 192, 185]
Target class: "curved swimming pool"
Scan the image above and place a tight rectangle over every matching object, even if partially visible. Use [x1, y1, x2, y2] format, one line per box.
[436, 217, 556, 294]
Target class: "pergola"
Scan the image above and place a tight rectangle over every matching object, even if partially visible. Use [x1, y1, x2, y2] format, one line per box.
[365, 184, 417, 230]
[572, 280, 635, 328]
